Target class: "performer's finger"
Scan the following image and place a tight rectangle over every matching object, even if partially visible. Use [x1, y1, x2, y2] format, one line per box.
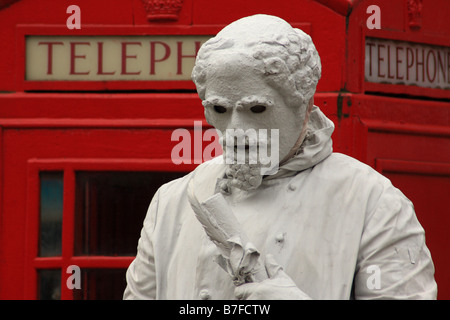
[265, 254, 284, 278]
[234, 283, 257, 300]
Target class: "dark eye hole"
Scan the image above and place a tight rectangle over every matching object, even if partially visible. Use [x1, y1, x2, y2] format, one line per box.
[250, 105, 266, 113]
[214, 105, 227, 113]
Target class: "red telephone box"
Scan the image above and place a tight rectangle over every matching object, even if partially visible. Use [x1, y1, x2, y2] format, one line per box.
[0, 0, 449, 300]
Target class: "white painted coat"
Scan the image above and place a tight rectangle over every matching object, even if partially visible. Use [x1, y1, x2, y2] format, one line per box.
[124, 107, 437, 300]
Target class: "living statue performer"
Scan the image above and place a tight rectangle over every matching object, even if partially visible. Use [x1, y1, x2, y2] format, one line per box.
[123, 14, 437, 300]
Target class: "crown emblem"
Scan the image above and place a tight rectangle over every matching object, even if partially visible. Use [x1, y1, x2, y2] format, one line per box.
[407, 0, 423, 30]
[142, 0, 184, 21]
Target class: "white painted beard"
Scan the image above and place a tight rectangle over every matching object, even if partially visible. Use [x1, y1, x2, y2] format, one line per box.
[220, 139, 264, 192]
[224, 162, 263, 191]
[215, 129, 279, 193]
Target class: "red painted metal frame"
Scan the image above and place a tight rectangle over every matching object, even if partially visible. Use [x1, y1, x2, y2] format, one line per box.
[375, 158, 450, 177]
[24, 158, 195, 300]
[346, 93, 450, 164]
[314, 0, 354, 16]
[361, 119, 450, 138]
[0, 92, 206, 120]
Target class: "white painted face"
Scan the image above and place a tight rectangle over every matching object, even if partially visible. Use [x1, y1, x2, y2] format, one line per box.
[203, 53, 306, 167]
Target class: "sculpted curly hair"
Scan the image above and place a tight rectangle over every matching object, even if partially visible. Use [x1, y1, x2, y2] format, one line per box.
[191, 14, 321, 109]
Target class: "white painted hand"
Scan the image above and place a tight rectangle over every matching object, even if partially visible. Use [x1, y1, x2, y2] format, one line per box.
[234, 254, 312, 300]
